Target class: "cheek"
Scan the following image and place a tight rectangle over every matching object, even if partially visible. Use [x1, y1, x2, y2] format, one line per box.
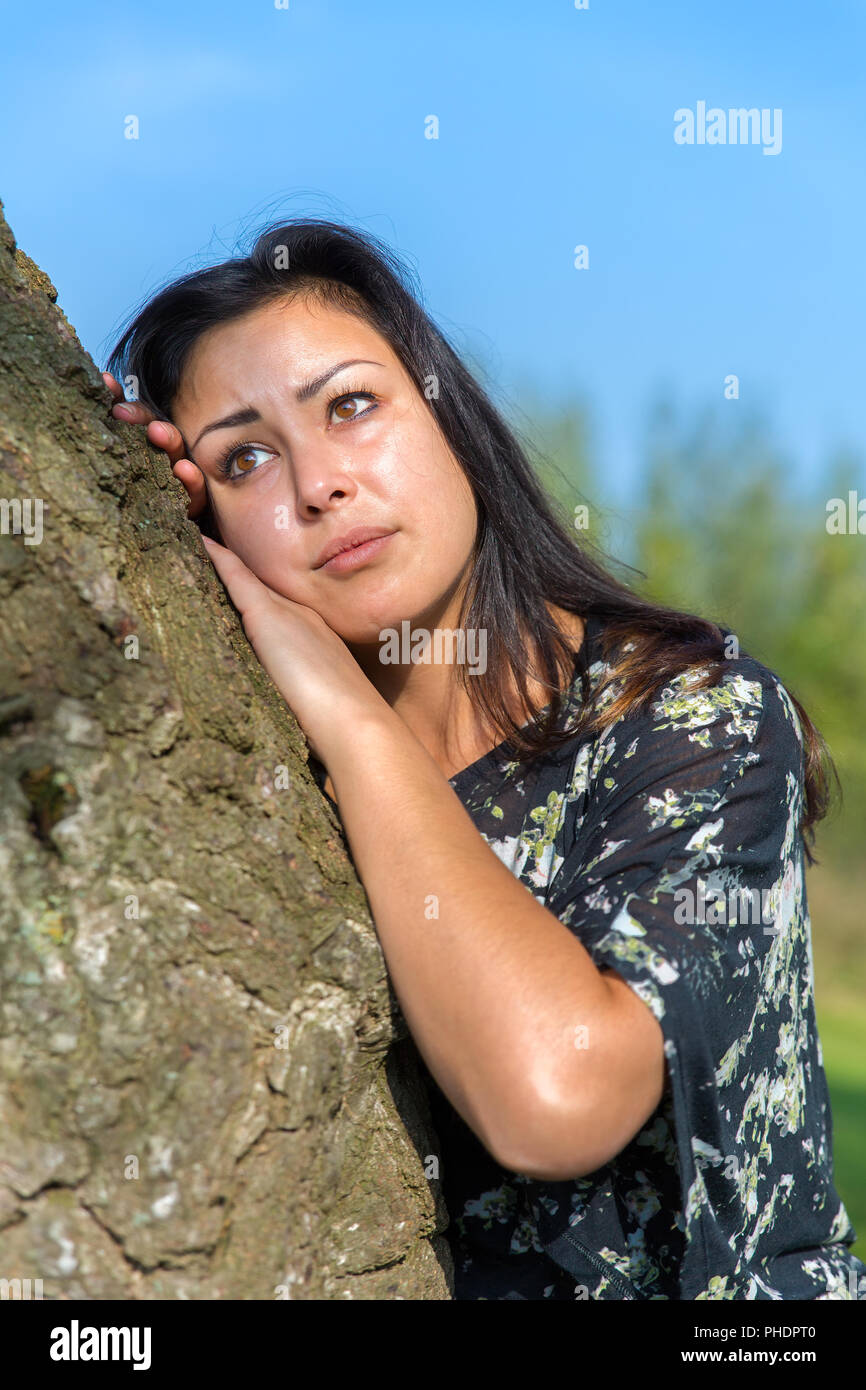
[211, 472, 283, 549]
[212, 503, 308, 597]
[422, 459, 477, 552]
[212, 506, 269, 558]
[382, 421, 476, 527]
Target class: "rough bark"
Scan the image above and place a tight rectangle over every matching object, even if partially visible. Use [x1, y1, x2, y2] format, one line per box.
[0, 202, 451, 1299]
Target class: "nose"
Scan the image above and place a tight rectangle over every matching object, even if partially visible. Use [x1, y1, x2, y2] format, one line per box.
[291, 445, 360, 519]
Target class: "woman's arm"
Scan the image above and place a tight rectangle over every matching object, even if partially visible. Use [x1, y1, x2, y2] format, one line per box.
[199, 537, 666, 1182]
[314, 707, 667, 1181]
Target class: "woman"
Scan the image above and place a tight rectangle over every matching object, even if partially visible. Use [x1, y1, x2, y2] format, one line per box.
[103, 217, 864, 1301]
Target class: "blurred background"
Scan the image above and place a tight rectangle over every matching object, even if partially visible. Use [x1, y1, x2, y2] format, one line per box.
[2, 0, 863, 1258]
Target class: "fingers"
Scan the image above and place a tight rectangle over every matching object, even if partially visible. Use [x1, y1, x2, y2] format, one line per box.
[102, 373, 198, 495]
[172, 460, 209, 518]
[200, 537, 269, 615]
[147, 418, 189, 466]
[102, 370, 155, 426]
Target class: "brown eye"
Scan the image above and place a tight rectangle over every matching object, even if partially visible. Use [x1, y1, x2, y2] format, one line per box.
[218, 445, 275, 480]
[329, 391, 377, 425]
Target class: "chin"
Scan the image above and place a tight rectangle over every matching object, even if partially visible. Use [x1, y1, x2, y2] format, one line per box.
[330, 617, 398, 648]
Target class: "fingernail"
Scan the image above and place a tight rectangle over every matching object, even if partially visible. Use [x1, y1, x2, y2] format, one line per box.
[114, 405, 133, 419]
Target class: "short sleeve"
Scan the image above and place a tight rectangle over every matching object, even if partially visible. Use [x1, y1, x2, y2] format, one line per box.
[541, 661, 848, 1297]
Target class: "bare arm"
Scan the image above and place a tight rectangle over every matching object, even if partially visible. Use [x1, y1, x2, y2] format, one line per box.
[191, 536, 666, 1183]
[323, 707, 666, 1181]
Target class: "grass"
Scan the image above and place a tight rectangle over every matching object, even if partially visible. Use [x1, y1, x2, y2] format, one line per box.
[808, 861, 866, 1265]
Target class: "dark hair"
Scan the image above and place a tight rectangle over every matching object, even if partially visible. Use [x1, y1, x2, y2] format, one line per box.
[105, 217, 838, 863]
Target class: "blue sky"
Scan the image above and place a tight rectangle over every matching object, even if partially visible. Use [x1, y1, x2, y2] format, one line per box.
[1, 0, 863, 504]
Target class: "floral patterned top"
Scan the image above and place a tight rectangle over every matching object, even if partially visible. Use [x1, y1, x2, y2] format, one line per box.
[415, 613, 865, 1300]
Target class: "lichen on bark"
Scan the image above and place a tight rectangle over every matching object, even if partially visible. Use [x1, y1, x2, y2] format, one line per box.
[0, 202, 451, 1299]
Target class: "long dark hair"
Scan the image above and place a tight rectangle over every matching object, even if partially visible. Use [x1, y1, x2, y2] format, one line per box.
[105, 217, 838, 863]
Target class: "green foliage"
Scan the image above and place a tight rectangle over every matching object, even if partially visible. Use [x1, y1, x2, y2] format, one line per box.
[518, 389, 866, 867]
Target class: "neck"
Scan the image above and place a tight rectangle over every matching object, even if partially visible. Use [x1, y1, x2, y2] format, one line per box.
[347, 606, 585, 781]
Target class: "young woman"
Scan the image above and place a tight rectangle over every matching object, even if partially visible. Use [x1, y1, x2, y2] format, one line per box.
[103, 218, 864, 1301]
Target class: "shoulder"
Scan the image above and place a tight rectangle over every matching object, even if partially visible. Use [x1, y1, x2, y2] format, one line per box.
[574, 644, 806, 820]
[647, 652, 804, 762]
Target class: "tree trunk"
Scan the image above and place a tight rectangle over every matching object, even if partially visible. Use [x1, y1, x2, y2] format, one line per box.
[0, 203, 451, 1299]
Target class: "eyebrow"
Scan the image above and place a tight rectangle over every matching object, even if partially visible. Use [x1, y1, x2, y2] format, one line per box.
[188, 358, 385, 454]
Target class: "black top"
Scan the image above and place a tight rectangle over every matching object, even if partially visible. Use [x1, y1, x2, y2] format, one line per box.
[316, 615, 865, 1299]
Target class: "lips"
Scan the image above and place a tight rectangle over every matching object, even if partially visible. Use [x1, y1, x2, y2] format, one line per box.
[313, 525, 396, 569]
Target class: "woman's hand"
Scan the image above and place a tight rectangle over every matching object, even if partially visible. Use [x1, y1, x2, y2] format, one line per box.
[200, 536, 391, 766]
[102, 370, 208, 519]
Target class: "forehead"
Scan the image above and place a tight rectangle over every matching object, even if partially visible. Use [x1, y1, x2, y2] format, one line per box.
[172, 293, 392, 417]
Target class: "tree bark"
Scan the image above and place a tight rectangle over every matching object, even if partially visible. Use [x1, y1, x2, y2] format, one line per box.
[0, 202, 451, 1299]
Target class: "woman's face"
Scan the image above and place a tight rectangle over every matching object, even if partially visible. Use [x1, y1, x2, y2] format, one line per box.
[170, 293, 479, 651]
